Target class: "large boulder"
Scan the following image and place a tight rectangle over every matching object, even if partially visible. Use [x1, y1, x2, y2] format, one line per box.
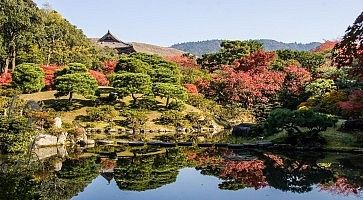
[232, 124, 252, 137]
[341, 119, 363, 131]
[35, 134, 58, 147]
[57, 132, 67, 145]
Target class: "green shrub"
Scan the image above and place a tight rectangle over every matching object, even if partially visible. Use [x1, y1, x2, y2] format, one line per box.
[185, 112, 202, 124]
[157, 110, 184, 126]
[136, 96, 159, 110]
[86, 105, 118, 122]
[0, 87, 22, 97]
[167, 99, 186, 111]
[12, 63, 45, 93]
[122, 109, 148, 131]
[0, 116, 36, 153]
[265, 108, 338, 146]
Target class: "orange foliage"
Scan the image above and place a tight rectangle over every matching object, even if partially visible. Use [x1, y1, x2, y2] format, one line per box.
[166, 54, 200, 69]
[313, 40, 338, 53]
[319, 177, 360, 196]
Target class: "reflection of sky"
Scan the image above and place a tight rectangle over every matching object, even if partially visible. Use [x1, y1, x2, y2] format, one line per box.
[72, 168, 360, 200]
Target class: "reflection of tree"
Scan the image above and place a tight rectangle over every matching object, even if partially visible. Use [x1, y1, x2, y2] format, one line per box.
[263, 153, 334, 193]
[0, 164, 39, 200]
[219, 160, 267, 190]
[319, 177, 360, 196]
[0, 155, 100, 200]
[114, 148, 186, 191]
[318, 155, 363, 197]
[186, 149, 268, 190]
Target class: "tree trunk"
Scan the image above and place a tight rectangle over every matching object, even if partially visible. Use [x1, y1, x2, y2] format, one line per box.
[166, 97, 170, 107]
[4, 57, 10, 73]
[47, 37, 55, 66]
[69, 92, 73, 102]
[11, 45, 16, 71]
[131, 93, 137, 105]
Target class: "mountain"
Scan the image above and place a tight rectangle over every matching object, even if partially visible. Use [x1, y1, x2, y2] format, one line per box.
[170, 39, 321, 56]
[132, 42, 184, 57]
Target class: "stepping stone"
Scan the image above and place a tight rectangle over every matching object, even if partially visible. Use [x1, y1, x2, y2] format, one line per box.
[243, 143, 257, 148]
[198, 143, 213, 148]
[215, 143, 228, 148]
[128, 141, 145, 147]
[257, 142, 273, 148]
[228, 144, 245, 149]
[159, 142, 177, 148]
[97, 140, 114, 145]
[147, 141, 162, 146]
[178, 142, 193, 147]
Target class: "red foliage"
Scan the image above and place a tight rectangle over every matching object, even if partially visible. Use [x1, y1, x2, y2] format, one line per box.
[89, 70, 109, 86]
[319, 177, 359, 196]
[313, 40, 338, 53]
[41, 65, 61, 90]
[220, 160, 268, 190]
[264, 153, 284, 167]
[339, 90, 363, 118]
[102, 60, 117, 74]
[0, 72, 12, 85]
[184, 84, 198, 94]
[234, 50, 276, 72]
[166, 54, 200, 69]
[100, 158, 117, 171]
[197, 66, 284, 107]
[283, 65, 312, 95]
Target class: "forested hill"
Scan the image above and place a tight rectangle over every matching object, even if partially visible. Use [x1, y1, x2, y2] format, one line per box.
[171, 39, 321, 56]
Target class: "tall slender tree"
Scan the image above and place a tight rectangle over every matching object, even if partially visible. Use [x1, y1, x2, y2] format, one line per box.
[0, 0, 42, 73]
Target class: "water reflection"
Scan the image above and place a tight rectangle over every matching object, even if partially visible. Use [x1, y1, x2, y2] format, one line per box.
[0, 146, 362, 200]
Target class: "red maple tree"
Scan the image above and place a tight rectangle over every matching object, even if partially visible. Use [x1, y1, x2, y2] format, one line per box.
[41, 65, 61, 90]
[89, 70, 109, 86]
[0, 72, 12, 85]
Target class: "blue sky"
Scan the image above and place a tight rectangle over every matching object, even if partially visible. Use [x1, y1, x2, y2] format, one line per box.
[34, 0, 363, 46]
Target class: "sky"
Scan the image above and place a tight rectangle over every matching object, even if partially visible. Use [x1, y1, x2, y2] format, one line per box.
[34, 0, 363, 46]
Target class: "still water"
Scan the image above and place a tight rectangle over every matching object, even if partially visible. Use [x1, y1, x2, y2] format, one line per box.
[1, 146, 362, 200]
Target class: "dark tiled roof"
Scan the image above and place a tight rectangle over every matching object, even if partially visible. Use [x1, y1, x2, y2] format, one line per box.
[91, 30, 133, 49]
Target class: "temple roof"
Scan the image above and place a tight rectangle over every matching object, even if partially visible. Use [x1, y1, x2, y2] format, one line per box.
[91, 30, 133, 49]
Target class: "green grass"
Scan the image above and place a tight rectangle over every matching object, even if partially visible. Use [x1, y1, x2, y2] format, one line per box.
[321, 128, 361, 148]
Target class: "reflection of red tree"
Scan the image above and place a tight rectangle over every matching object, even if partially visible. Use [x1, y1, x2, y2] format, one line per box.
[186, 151, 221, 166]
[264, 153, 284, 168]
[100, 158, 117, 171]
[220, 160, 268, 190]
[319, 177, 360, 196]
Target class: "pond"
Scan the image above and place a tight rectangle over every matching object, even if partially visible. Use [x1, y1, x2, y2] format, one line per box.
[0, 146, 362, 200]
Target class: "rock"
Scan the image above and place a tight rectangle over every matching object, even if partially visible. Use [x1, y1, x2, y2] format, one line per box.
[341, 119, 363, 131]
[159, 142, 176, 148]
[177, 142, 193, 147]
[35, 134, 58, 147]
[57, 132, 67, 145]
[215, 143, 228, 148]
[52, 159, 63, 172]
[228, 144, 245, 149]
[75, 127, 88, 143]
[147, 141, 162, 146]
[232, 124, 252, 137]
[86, 139, 95, 144]
[54, 117, 62, 129]
[97, 140, 114, 145]
[198, 143, 213, 148]
[33, 146, 67, 160]
[128, 141, 145, 147]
